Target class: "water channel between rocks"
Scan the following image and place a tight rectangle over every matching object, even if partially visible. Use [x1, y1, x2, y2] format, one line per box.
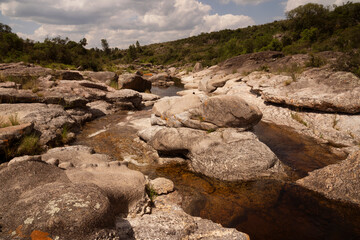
[74, 86, 360, 240]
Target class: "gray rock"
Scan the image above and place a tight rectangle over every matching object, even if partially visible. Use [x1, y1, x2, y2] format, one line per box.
[0, 81, 17, 88]
[87, 100, 115, 118]
[46, 157, 60, 166]
[83, 71, 118, 85]
[149, 178, 175, 195]
[8, 155, 42, 166]
[60, 70, 84, 80]
[148, 127, 286, 181]
[106, 89, 142, 110]
[152, 95, 262, 131]
[41, 145, 112, 167]
[0, 123, 33, 150]
[245, 69, 360, 113]
[297, 151, 360, 206]
[0, 161, 113, 240]
[118, 73, 151, 92]
[0, 103, 76, 146]
[66, 163, 149, 217]
[140, 92, 160, 101]
[193, 62, 203, 72]
[58, 161, 75, 169]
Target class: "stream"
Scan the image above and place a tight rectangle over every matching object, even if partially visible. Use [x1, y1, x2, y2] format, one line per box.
[74, 86, 360, 240]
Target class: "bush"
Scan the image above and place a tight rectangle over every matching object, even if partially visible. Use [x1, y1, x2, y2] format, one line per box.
[16, 134, 41, 156]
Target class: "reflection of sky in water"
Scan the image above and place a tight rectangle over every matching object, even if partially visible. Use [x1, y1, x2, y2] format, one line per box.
[151, 85, 183, 97]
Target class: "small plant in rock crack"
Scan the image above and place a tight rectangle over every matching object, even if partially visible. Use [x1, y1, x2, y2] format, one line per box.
[145, 184, 157, 204]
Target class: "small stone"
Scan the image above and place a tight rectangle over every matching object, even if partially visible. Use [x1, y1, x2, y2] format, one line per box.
[58, 162, 74, 169]
[150, 178, 175, 195]
[46, 158, 60, 166]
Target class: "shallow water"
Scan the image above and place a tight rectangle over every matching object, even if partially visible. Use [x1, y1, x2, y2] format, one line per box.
[74, 88, 360, 240]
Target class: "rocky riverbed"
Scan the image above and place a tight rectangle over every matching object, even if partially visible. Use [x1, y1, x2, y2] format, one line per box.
[1, 51, 360, 240]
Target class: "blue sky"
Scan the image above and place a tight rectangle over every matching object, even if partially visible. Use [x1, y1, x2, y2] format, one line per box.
[0, 0, 358, 48]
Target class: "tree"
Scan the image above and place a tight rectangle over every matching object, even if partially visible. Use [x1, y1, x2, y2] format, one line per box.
[136, 40, 142, 53]
[101, 39, 110, 54]
[79, 38, 87, 47]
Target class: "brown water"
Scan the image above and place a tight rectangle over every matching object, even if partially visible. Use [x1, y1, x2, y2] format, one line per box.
[74, 88, 360, 240]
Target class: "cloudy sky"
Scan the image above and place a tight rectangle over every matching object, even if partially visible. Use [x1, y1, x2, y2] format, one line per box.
[0, 0, 358, 48]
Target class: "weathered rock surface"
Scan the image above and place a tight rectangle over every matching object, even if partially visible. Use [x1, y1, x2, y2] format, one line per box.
[118, 73, 151, 92]
[0, 103, 76, 145]
[152, 95, 262, 130]
[147, 127, 286, 181]
[0, 161, 113, 240]
[106, 89, 142, 110]
[0, 123, 33, 151]
[66, 163, 149, 217]
[59, 70, 84, 80]
[83, 71, 118, 85]
[297, 151, 360, 206]
[41, 145, 113, 167]
[149, 177, 175, 195]
[244, 69, 360, 113]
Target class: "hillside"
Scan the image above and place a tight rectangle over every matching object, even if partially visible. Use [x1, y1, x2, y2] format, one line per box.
[0, 2, 359, 76]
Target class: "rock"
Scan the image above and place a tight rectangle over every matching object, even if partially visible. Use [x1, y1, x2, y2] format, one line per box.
[45, 158, 59, 166]
[245, 69, 360, 113]
[193, 62, 203, 72]
[58, 161, 75, 169]
[66, 163, 148, 217]
[8, 155, 42, 166]
[198, 73, 242, 93]
[297, 151, 360, 206]
[152, 95, 262, 131]
[41, 145, 113, 167]
[83, 71, 118, 85]
[0, 161, 113, 240]
[149, 178, 175, 195]
[0, 88, 40, 103]
[167, 67, 177, 76]
[0, 103, 76, 146]
[103, 191, 249, 240]
[148, 127, 286, 181]
[118, 73, 151, 92]
[106, 89, 142, 110]
[190, 95, 262, 129]
[87, 100, 115, 118]
[0, 81, 17, 88]
[0, 123, 33, 150]
[137, 125, 164, 142]
[59, 70, 84, 80]
[140, 93, 160, 102]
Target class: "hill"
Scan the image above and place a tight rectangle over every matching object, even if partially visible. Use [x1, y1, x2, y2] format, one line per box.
[0, 2, 359, 76]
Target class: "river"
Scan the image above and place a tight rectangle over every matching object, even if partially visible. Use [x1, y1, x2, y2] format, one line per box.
[74, 86, 360, 240]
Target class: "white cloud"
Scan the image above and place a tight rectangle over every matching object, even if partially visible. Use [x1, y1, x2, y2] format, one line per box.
[285, 0, 360, 12]
[0, 0, 255, 48]
[220, 0, 271, 5]
[191, 14, 255, 35]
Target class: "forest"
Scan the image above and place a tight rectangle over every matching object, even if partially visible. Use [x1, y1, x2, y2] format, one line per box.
[0, 2, 359, 75]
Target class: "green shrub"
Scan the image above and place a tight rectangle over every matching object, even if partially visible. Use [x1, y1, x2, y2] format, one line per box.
[8, 114, 20, 126]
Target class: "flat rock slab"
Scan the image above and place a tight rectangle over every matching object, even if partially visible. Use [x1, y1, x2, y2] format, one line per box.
[297, 151, 360, 206]
[245, 69, 360, 113]
[0, 103, 75, 145]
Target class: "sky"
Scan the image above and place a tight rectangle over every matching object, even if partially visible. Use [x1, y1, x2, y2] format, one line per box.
[0, 0, 358, 49]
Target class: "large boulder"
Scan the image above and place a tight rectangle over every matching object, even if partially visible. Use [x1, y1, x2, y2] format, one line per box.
[297, 151, 360, 206]
[245, 69, 360, 114]
[118, 73, 151, 92]
[147, 127, 286, 181]
[0, 161, 113, 240]
[152, 95, 262, 131]
[106, 89, 143, 109]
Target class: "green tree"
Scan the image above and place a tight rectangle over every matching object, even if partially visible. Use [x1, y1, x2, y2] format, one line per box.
[101, 39, 110, 54]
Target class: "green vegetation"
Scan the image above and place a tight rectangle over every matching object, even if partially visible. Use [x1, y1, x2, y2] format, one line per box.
[16, 134, 41, 156]
[291, 113, 308, 127]
[0, 3, 359, 75]
[145, 184, 157, 203]
[0, 114, 20, 128]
